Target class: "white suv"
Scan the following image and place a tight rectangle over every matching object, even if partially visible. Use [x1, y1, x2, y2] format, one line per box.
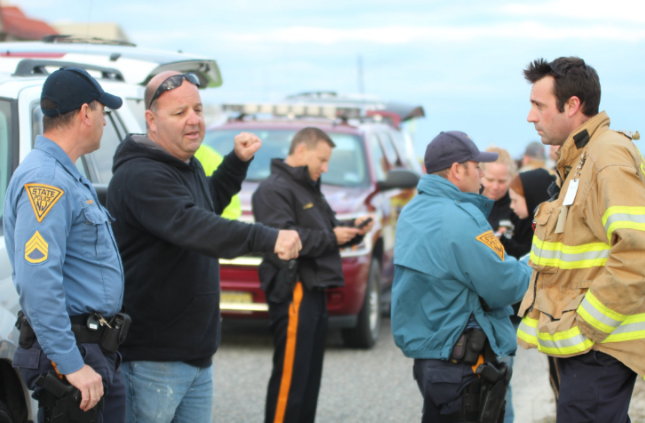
[0, 41, 221, 422]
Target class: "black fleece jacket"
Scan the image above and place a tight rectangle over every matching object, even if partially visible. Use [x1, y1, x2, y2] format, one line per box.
[252, 159, 362, 291]
[107, 135, 279, 365]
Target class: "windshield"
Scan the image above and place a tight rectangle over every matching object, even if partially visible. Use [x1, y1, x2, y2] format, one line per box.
[0, 99, 13, 236]
[202, 129, 369, 187]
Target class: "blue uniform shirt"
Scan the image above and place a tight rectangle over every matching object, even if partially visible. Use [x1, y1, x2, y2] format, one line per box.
[3, 136, 124, 374]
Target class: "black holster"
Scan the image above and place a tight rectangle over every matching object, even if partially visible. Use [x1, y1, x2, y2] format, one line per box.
[265, 255, 298, 303]
[450, 328, 487, 365]
[99, 312, 131, 354]
[16, 310, 36, 349]
[477, 360, 511, 423]
[36, 373, 103, 423]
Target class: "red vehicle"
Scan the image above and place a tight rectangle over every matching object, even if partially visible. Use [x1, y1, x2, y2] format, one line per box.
[204, 99, 423, 348]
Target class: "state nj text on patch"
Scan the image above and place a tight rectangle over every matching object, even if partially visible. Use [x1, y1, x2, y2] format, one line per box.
[476, 231, 505, 261]
[24, 183, 64, 222]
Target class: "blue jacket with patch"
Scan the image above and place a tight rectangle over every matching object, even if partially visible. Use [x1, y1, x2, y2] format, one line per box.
[391, 175, 531, 360]
[3, 136, 124, 375]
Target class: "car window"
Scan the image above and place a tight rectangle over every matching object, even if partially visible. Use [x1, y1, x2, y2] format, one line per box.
[368, 133, 388, 182]
[31, 105, 121, 183]
[203, 129, 369, 187]
[379, 132, 402, 167]
[87, 111, 124, 183]
[0, 99, 13, 236]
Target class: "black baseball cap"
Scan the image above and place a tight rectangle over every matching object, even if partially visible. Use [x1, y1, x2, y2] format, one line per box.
[424, 131, 498, 174]
[40, 67, 123, 117]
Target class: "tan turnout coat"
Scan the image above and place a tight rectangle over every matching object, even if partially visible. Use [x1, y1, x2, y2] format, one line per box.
[517, 112, 645, 378]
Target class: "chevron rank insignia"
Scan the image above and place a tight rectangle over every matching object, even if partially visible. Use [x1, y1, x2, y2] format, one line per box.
[24, 184, 64, 223]
[476, 230, 505, 261]
[25, 231, 49, 264]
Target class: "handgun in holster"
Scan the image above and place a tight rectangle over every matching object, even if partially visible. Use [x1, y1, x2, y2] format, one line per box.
[35, 372, 104, 423]
[265, 255, 299, 303]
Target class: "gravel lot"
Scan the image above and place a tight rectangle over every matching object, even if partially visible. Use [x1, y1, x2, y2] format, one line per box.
[212, 317, 645, 423]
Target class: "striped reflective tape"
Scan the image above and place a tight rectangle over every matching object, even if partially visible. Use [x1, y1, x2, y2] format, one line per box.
[604, 314, 645, 343]
[517, 317, 594, 356]
[529, 237, 610, 270]
[577, 291, 626, 333]
[602, 206, 645, 241]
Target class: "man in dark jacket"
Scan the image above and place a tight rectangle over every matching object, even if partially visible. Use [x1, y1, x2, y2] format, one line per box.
[107, 71, 301, 423]
[252, 127, 373, 423]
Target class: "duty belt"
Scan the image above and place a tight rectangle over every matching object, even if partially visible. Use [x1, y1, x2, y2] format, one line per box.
[15, 311, 131, 354]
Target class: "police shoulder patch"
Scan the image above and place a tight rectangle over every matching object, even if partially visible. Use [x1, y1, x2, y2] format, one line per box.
[25, 230, 49, 264]
[24, 183, 64, 223]
[476, 230, 505, 261]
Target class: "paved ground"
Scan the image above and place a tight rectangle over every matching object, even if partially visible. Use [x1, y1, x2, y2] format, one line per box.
[213, 317, 645, 422]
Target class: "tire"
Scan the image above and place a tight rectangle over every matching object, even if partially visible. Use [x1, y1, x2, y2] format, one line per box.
[342, 259, 381, 348]
[0, 401, 14, 423]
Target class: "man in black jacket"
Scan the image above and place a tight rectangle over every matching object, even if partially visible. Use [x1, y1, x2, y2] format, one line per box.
[107, 71, 301, 423]
[253, 127, 373, 423]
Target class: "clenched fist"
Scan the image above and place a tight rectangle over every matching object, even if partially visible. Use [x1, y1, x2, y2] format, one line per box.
[234, 132, 262, 161]
[275, 230, 302, 260]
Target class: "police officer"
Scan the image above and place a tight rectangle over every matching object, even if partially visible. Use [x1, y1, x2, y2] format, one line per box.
[3, 68, 126, 421]
[252, 127, 373, 423]
[391, 131, 532, 423]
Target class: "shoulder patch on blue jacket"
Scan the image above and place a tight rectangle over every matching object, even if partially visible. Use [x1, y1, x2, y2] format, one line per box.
[476, 230, 505, 261]
[24, 183, 64, 223]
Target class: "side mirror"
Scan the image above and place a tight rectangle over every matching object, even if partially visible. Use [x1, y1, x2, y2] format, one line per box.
[377, 169, 420, 191]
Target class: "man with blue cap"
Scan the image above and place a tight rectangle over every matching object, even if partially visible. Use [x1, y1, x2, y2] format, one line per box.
[391, 131, 532, 423]
[3, 68, 126, 421]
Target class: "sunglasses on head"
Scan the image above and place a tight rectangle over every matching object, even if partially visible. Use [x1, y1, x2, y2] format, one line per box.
[148, 73, 201, 109]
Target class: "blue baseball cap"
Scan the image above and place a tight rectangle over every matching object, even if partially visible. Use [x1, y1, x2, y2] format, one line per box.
[40, 67, 123, 117]
[424, 131, 498, 173]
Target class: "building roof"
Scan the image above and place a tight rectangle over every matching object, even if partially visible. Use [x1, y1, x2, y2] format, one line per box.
[0, 6, 58, 40]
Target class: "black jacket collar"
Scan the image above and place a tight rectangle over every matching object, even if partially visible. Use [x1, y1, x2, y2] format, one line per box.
[270, 158, 320, 192]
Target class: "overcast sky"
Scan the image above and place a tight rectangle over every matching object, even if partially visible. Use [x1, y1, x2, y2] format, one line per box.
[17, 0, 645, 158]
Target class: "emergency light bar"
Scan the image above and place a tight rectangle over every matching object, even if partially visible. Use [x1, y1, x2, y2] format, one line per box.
[221, 103, 362, 120]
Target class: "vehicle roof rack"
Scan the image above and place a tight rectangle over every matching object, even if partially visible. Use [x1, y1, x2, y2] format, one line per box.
[42, 34, 136, 47]
[13, 59, 125, 81]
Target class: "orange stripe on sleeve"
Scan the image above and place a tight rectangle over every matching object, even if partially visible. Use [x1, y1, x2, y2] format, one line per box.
[273, 282, 304, 423]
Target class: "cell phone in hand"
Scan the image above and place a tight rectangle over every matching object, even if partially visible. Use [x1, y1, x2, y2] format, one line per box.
[355, 217, 373, 230]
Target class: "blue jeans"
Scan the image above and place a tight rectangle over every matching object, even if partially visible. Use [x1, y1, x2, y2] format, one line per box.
[499, 355, 514, 423]
[121, 361, 213, 423]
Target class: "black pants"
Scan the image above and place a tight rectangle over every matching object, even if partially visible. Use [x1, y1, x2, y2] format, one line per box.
[413, 359, 479, 423]
[12, 340, 125, 423]
[265, 282, 328, 423]
[557, 350, 636, 423]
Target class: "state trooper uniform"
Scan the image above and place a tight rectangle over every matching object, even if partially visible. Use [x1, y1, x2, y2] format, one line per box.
[3, 68, 127, 422]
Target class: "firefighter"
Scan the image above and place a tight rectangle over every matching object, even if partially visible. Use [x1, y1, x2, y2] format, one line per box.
[518, 56, 645, 422]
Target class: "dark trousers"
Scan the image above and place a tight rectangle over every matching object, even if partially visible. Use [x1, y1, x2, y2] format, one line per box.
[13, 341, 125, 423]
[413, 359, 479, 423]
[265, 282, 328, 423]
[557, 350, 636, 423]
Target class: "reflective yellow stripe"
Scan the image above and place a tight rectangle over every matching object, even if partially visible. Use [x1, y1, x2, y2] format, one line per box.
[603, 314, 645, 343]
[517, 317, 594, 356]
[519, 311, 645, 355]
[530, 237, 610, 270]
[577, 291, 627, 333]
[602, 206, 645, 240]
